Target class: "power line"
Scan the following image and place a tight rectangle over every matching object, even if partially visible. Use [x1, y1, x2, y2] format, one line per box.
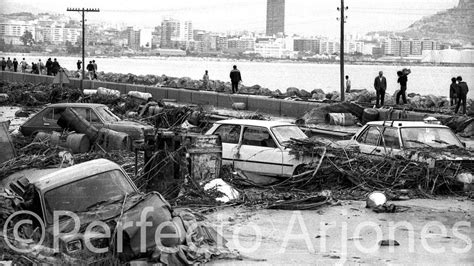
[66, 8, 100, 91]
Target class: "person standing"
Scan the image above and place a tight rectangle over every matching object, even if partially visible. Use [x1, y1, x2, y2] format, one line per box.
[455, 76, 469, 115]
[373, 71, 387, 107]
[20, 58, 27, 73]
[52, 58, 60, 76]
[31, 62, 38, 74]
[12, 58, 18, 72]
[229, 65, 242, 94]
[37, 59, 44, 75]
[202, 70, 210, 90]
[77, 60, 82, 71]
[396, 68, 411, 105]
[92, 60, 98, 79]
[45, 58, 53, 75]
[345, 75, 351, 93]
[1, 58, 6, 71]
[6, 57, 12, 71]
[86, 61, 94, 80]
[450, 77, 458, 106]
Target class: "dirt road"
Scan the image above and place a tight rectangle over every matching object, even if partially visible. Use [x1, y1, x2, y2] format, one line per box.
[206, 198, 473, 265]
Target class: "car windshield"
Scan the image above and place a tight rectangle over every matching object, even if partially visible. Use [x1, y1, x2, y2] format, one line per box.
[400, 127, 462, 149]
[43, 170, 135, 224]
[96, 107, 120, 123]
[271, 125, 308, 144]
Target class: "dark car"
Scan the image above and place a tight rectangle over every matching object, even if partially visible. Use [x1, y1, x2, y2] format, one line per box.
[19, 103, 154, 141]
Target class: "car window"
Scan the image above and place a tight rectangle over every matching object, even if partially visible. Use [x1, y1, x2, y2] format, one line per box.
[358, 126, 381, 146]
[72, 107, 88, 121]
[401, 127, 463, 148]
[90, 110, 101, 123]
[214, 124, 240, 144]
[42, 107, 65, 121]
[382, 127, 400, 149]
[242, 126, 277, 148]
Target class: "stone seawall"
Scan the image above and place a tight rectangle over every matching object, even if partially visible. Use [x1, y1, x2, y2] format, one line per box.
[0, 71, 322, 118]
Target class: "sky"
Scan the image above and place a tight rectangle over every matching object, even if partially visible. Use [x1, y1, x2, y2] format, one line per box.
[1, 0, 460, 37]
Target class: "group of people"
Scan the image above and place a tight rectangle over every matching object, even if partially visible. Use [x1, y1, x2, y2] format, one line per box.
[450, 76, 469, 115]
[202, 65, 243, 93]
[76, 59, 98, 80]
[1, 57, 61, 76]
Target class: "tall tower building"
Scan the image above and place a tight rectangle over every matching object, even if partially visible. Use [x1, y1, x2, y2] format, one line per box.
[266, 0, 285, 36]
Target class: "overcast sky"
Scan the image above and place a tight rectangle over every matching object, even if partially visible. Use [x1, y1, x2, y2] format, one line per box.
[1, 0, 459, 36]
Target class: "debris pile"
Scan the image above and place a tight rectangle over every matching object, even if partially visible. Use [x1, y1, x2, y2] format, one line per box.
[0, 81, 82, 106]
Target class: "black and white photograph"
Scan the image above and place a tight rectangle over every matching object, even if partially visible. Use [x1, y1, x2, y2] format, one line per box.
[0, 0, 473, 264]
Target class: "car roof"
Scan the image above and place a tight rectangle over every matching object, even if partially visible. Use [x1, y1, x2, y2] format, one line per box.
[46, 103, 107, 108]
[366, 121, 449, 129]
[25, 159, 122, 191]
[214, 119, 294, 128]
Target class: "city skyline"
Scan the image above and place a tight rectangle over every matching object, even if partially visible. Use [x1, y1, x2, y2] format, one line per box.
[0, 0, 460, 37]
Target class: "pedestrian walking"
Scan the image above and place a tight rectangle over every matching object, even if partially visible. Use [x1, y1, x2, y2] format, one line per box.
[92, 60, 98, 79]
[345, 75, 351, 93]
[230, 65, 242, 94]
[454, 76, 469, 115]
[45, 58, 53, 75]
[51, 58, 60, 76]
[38, 59, 45, 75]
[1, 58, 6, 71]
[86, 61, 94, 80]
[20, 58, 28, 73]
[373, 71, 387, 107]
[77, 60, 82, 71]
[203, 70, 210, 90]
[12, 58, 18, 72]
[396, 68, 411, 105]
[6, 57, 12, 71]
[450, 77, 458, 106]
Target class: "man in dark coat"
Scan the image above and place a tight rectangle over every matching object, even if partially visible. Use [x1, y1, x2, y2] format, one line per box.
[77, 60, 82, 70]
[45, 58, 53, 75]
[51, 58, 60, 76]
[12, 58, 18, 72]
[6, 57, 12, 71]
[374, 71, 387, 107]
[229, 65, 242, 94]
[455, 76, 469, 115]
[450, 77, 458, 106]
[396, 68, 411, 105]
[0, 58, 6, 71]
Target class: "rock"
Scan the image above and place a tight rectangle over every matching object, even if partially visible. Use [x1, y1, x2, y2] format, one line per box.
[272, 89, 283, 97]
[311, 88, 325, 95]
[239, 84, 261, 95]
[15, 109, 30, 118]
[384, 94, 395, 105]
[407, 92, 420, 98]
[312, 92, 326, 100]
[299, 89, 312, 98]
[260, 87, 273, 96]
[286, 87, 300, 97]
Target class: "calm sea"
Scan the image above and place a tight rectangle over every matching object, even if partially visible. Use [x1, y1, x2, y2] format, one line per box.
[4, 54, 473, 98]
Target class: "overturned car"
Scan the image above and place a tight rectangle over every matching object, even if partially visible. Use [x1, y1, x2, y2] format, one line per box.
[0, 159, 237, 264]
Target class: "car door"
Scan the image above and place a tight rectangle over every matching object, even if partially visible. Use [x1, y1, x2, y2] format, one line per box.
[235, 126, 283, 176]
[356, 125, 384, 156]
[211, 124, 241, 166]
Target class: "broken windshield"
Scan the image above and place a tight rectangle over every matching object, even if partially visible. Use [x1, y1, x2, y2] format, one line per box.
[271, 125, 308, 145]
[96, 107, 120, 123]
[400, 127, 463, 149]
[43, 170, 135, 224]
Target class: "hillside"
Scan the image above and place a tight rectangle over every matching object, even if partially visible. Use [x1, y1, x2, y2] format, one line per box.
[401, 0, 474, 43]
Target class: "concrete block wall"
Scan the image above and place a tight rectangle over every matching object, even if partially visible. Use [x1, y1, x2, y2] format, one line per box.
[0, 72, 319, 118]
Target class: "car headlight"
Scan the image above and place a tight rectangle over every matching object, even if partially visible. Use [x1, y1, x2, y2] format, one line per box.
[66, 239, 83, 253]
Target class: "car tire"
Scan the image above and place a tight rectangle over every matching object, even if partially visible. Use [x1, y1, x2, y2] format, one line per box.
[293, 164, 307, 176]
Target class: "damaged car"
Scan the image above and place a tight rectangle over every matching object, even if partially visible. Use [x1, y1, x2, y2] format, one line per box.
[206, 119, 315, 183]
[0, 159, 235, 264]
[19, 103, 154, 141]
[337, 119, 473, 189]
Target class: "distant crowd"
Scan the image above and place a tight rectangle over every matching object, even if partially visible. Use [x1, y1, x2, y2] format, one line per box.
[1, 56, 63, 76]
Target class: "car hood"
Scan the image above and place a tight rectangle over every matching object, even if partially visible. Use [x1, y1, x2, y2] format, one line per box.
[108, 120, 153, 130]
[403, 147, 474, 161]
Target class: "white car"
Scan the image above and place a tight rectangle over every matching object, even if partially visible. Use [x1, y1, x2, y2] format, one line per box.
[205, 119, 313, 180]
[337, 120, 473, 170]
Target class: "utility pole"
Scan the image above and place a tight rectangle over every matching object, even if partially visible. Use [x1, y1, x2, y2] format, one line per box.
[66, 8, 100, 91]
[337, 1, 348, 101]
